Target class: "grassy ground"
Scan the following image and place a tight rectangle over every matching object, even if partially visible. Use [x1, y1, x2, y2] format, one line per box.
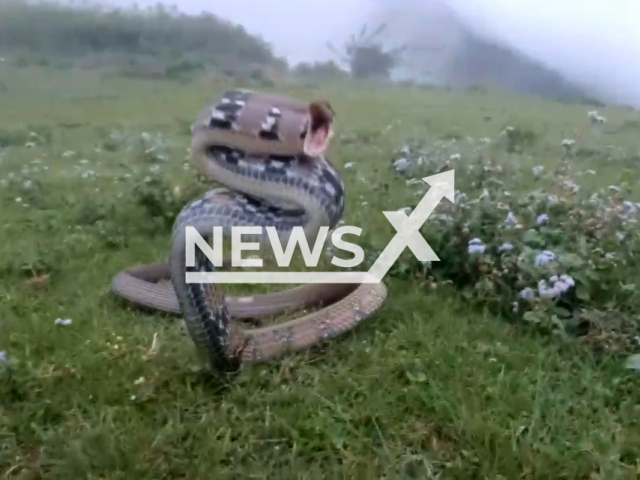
[1, 65, 640, 479]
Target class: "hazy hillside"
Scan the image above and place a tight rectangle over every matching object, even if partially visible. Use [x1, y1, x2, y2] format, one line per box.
[371, 0, 596, 103]
[446, 28, 593, 103]
[0, 0, 287, 76]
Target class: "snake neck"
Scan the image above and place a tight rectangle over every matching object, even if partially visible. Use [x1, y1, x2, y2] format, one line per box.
[190, 136, 345, 243]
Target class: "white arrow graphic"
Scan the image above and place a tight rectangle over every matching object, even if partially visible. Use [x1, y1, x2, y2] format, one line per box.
[366, 169, 455, 282]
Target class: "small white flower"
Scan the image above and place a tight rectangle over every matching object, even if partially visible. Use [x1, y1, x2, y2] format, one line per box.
[62, 150, 76, 158]
[585, 169, 596, 175]
[561, 139, 575, 148]
[563, 179, 580, 194]
[519, 287, 535, 300]
[54, 318, 72, 326]
[532, 165, 544, 176]
[393, 157, 410, 173]
[536, 213, 549, 226]
[535, 250, 556, 266]
[468, 238, 485, 254]
[538, 279, 558, 298]
[553, 274, 575, 294]
[344, 162, 356, 169]
[498, 242, 514, 253]
[505, 212, 517, 227]
[449, 153, 461, 161]
[455, 191, 468, 203]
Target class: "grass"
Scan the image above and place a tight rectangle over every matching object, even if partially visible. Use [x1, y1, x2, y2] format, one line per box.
[1, 64, 640, 479]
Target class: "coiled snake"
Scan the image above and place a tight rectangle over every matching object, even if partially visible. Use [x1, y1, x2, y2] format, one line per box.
[111, 90, 388, 377]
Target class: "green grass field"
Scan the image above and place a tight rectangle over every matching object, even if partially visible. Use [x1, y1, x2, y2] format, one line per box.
[2, 65, 640, 479]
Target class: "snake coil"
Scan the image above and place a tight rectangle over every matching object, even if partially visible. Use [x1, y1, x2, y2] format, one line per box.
[111, 90, 387, 377]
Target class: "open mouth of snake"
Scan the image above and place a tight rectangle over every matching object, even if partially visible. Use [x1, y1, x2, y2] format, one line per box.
[303, 101, 334, 157]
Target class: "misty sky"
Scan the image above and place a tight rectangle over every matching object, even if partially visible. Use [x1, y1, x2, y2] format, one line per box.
[98, 0, 640, 107]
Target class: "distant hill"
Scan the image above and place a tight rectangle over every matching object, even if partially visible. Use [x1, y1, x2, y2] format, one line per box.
[445, 27, 595, 103]
[0, 0, 287, 74]
[370, 0, 600, 104]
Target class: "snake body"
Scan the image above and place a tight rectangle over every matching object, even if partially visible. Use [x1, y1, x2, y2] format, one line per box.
[111, 89, 387, 376]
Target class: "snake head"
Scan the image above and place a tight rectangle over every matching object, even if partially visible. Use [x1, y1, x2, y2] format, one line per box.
[303, 101, 335, 157]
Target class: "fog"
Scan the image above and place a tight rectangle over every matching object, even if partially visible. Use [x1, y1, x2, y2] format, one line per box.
[444, 0, 640, 107]
[98, 0, 640, 107]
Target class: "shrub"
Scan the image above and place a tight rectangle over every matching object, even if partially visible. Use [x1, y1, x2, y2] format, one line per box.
[384, 142, 640, 351]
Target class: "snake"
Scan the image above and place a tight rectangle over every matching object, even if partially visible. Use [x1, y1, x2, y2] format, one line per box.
[110, 89, 388, 377]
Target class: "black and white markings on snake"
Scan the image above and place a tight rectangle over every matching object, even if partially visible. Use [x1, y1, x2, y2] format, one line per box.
[208, 90, 251, 131]
[222, 89, 252, 104]
[209, 110, 232, 130]
[194, 140, 346, 233]
[205, 145, 245, 166]
[258, 110, 281, 141]
[321, 167, 344, 199]
[264, 155, 294, 175]
[215, 101, 244, 114]
[184, 249, 233, 361]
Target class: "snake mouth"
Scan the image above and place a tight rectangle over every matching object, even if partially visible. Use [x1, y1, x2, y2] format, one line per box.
[303, 101, 334, 156]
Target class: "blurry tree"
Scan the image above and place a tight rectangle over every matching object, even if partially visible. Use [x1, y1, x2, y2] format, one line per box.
[292, 60, 349, 80]
[327, 23, 407, 80]
[0, 0, 286, 71]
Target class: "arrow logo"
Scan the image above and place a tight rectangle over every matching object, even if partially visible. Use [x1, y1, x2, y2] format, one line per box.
[367, 169, 455, 282]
